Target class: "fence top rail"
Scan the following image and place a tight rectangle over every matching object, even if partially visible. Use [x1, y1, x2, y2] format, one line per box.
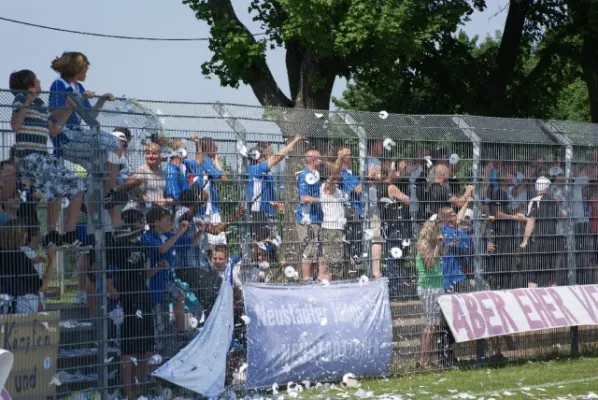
[1, 88, 597, 147]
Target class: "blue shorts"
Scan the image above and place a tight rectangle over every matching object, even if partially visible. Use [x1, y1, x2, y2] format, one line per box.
[76, 223, 95, 247]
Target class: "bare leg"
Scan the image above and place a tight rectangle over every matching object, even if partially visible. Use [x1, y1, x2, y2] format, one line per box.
[105, 161, 119, 194]
[490, 337, 501, 356]
[64, 193, 84, 233]
[86, 277, 97, 318]
[302, 261, 313, 281]
[121, 355, 136, 399]
[76, 253, 89, 297]
[137, 354, 153, 395]
[47, 199, 61, 232]
[371, 243, 382, 278]
[175, 293, 185, 332]
[420, 327, 430, 367]
[318, 261, 331, 281]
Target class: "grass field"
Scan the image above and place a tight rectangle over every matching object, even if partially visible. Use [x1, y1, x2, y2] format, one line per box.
[282, 357, 598, 399]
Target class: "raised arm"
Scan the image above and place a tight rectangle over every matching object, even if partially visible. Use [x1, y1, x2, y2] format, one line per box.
[456, 196, 472, 224]
[159, 222, 189, 254]
[450, 184, 474, 208]
[190, 135, 205, 165]
[267, 136, 303, 169]
[388, 184, 410, 205]
[11, 93, 36, 131]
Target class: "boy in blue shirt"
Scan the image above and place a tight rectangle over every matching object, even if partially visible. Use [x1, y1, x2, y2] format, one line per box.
[140, 207, 202, 356]
[296, 149, 323, 280]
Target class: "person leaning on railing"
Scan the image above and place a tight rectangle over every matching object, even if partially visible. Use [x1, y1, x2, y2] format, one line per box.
[8, 69, 87, 248]
[108, 142, 175, 215]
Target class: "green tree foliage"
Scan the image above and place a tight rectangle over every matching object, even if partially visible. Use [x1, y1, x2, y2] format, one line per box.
[336, 0, 598, 122]
[183, 0, 486, 109]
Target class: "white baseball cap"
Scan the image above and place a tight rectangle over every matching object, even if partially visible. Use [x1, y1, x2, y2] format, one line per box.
[535, 176, 551, 192]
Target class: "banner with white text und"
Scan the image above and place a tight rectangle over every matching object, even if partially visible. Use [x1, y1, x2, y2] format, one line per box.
[439, 285, 598, 343]
[243, 278, 392, 389]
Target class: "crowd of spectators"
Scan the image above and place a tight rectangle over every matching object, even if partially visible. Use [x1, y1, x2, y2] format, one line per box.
[0, 51, 597, 393]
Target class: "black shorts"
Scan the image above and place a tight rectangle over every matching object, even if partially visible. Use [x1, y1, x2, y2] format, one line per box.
[521, 238, 566, 286]
[120, 298, 154, 356]
[486, 237, 518, 290]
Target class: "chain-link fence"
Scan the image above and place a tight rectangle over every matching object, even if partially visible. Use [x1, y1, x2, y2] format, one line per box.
[1, 88, 598, 399]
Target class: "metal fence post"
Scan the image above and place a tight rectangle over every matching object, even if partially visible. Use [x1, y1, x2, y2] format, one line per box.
[213, 103, 250, 268]
[453, 117, 486, 362]
[337, 112, 371, 276]
[69, 96, 109, 398]
[540, 121, 579, 356]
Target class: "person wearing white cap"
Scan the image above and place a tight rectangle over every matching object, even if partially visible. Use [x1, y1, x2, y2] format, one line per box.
[520, 176, 564, 287]
[164, 147, 191, 201]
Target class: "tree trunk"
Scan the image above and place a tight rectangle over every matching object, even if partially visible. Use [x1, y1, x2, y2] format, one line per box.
[278, 51, 337, 269]
[580, 24, 598, 122]
[478, 0, 531, 116]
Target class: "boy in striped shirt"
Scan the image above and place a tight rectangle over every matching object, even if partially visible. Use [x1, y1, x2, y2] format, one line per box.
[9, 69, 87, 248]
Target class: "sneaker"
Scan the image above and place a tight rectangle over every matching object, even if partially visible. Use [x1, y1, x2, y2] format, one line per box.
[43, 231, 63, 248]
[73, 291, 87, 305]
[104, 189, 130, 210]
[61, 231, 92, 249]
[112, 224, 144, 240]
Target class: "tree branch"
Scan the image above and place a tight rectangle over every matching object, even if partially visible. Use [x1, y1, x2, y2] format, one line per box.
[204, 0, 293, 107]
[286, 41, 304, 104]
[509, 21, 583, 113]
[481, 0, 531, 116]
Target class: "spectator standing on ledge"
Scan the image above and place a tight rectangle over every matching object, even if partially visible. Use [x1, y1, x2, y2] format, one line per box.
[108, 209, 154, 400]
[112, 143, 174, 213]
[9, 69, 87, 248]
[184, 137, 228, 245]
[334, 147, 363, 271]
[415, 220, 445, 369]
[141, 207, 192, 357]
[318, 158, 348, 281]
[296, 149, 323, 280]
[48, 52, 126, 211]
[366, 140, 385, 278]
[247, 136, 303, 239]
[487, 172, 528, 289]
[520, 176, 564, 287]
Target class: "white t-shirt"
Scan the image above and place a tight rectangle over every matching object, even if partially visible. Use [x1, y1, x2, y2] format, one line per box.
[320, 185, 346, 230]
